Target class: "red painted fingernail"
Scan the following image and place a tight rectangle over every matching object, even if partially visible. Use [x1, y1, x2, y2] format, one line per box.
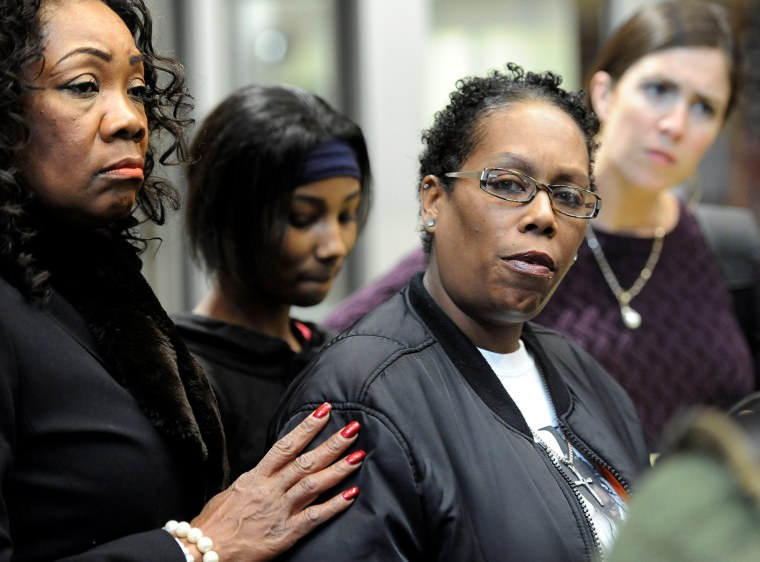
[340, 421, 361, 439]
[342, 486, 360, 501]
[345, 450, 366, 465]
[313, 402, 332, 419]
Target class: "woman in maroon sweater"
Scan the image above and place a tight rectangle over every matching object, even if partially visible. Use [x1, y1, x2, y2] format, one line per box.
[536, 0, 756, 449]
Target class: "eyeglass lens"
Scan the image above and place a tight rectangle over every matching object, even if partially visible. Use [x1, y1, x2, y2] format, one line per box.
[483, 169, 596, 218]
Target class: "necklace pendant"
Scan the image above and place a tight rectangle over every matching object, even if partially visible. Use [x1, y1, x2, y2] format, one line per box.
[565, 463, 606, 507]
[620, 305, 642, 330]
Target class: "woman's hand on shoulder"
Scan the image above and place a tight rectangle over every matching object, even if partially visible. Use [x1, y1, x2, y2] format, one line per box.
[188, 403, 364, 561]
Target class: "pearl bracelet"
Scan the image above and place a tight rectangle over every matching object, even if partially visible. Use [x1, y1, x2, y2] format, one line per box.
[164, 520, 220, 562]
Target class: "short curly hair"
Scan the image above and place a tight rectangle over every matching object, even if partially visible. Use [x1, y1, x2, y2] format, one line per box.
[0, 0, 192, 303]
[418, 62, 599, 254]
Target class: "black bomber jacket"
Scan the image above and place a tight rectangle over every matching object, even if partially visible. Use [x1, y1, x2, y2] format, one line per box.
[272, 273, 650, 561]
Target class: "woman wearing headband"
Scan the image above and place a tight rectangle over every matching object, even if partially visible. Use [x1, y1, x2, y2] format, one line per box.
[175, 83, 372, 481]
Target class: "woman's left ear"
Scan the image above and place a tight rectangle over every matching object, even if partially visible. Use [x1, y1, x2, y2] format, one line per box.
[589, 71, 613, 123]
[420, 175, 443, 230]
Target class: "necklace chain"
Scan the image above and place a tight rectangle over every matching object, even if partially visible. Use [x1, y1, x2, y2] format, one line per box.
[535, 431, 575, 466]
[585, 223, 665, 329]
[532, 431, 605, 506]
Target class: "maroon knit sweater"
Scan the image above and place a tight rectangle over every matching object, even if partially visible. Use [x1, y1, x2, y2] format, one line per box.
[536, 204, 755, 448]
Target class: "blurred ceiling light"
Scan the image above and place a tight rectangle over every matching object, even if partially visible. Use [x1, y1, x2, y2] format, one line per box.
[254, 29, 288, 63]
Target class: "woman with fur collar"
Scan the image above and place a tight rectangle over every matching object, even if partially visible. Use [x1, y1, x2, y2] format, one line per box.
[0, 0, 363, 560]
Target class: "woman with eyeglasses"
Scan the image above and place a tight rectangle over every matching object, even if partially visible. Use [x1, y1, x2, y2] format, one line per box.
[270, 63, 649, 561]
[536, 0, 757, 450]
[174, 83, 372, 482]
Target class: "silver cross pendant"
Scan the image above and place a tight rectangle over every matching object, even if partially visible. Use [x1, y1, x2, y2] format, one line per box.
[565, 463, 605, 506]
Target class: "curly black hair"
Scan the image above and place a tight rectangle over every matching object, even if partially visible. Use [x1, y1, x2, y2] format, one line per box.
[0, 0, 192, 303]
[418, 62, 599, 254]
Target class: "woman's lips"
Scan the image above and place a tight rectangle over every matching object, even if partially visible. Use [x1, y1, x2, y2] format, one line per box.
[103, 167, 145, 180]
[100, 159, 145, 180]
[502, 252, 555, 278]
[299, 270, 337, 284]
[301, 276, 332, 284]
[646, 149, 675, 165]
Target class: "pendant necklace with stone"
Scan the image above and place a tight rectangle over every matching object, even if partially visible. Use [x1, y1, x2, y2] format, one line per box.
[585, 222, 665, 330]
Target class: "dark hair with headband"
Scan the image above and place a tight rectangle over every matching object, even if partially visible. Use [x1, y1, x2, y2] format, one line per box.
[185, 83, 372, 282]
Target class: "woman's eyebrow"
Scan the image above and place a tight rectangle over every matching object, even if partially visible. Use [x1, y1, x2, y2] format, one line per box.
[54, 47, 144, 67]
[552, 169, 590, 186]
[490, 153, 533, 173]
[293, 190, 362, 205]
[55, 46, 112, 66]
[490, 153, 588, 186]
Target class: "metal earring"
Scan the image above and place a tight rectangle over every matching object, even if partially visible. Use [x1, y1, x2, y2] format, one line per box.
[573, 255, 578, 263]
[423, 183, 430, 190]
[426, 218, 436, 227]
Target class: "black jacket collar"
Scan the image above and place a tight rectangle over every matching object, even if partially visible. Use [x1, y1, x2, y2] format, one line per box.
[407, 272, 572, 437]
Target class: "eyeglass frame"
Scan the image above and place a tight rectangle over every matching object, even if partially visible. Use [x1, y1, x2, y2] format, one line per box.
[444, 167, 602, 219]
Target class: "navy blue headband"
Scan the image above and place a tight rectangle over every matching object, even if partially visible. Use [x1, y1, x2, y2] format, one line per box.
[297, 139, 362, 185]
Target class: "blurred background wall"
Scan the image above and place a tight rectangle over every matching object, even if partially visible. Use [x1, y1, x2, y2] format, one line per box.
[140, 0, 760, 321]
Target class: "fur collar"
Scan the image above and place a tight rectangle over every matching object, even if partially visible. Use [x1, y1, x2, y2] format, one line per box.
[36, 225, 228, 496]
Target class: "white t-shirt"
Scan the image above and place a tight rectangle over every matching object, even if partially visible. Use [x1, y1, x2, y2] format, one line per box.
[479, 341, 556, 429]
[478, 341, 628, 554]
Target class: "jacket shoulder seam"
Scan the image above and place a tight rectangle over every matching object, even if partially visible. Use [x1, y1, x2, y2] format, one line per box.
[357, 337, 436, 401]
[292, 401, 424, 483]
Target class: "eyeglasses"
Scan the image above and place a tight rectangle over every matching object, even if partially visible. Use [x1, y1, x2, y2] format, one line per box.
[444, 168, 602, 219]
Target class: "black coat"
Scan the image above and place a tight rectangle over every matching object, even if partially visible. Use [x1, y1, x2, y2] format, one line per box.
[174, 313, 333, 481]
[0, 276, 205, 561]
[272, 273, 650, 561]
